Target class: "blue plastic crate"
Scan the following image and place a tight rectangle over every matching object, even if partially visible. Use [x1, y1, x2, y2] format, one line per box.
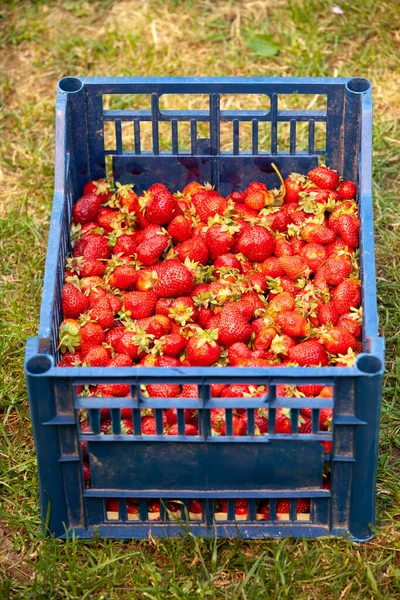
[25, 77, 384, 541]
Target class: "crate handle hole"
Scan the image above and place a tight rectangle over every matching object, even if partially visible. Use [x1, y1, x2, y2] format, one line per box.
[26, 355, 53, 375]
[356, 354, 383, 374]
[346, 78, 371, 94]
[58, 77, 84, 93]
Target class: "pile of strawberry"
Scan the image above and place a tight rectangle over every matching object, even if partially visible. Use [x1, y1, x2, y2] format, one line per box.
[58, 165, 361, 452]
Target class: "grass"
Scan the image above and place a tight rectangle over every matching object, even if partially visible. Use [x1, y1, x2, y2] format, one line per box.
[0, 0, 399, 597]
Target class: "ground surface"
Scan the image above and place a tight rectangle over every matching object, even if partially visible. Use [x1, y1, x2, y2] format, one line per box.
[0, 1, 399, 598]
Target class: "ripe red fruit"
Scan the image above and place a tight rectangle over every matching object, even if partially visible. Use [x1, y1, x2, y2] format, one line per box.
[317, 301, 339, 326]
[338, 180, 356, 199]
[337, 313, 361, 338]
[73, 232, 111, 260]
[167, 215, 192, 243]
[218, 305, 252, 347]
[61, 283, 89, 318]
[83, 179, 111, 202]
[167, 423, 198, 436]
[154, 260, 194, 297]
[80, 322, 105, 354]
[284, 173, 307, 202]
[237, 226, 274, 262]
[288, 340, 328, 366]
[307, 166, 339, 190]
[300, 243, 328, 273]
[332, 279, 361, 315]
[83, 346, 109, 367]
[336, 214, 360, 248]
[108, 265, 139, 289]
[135, 230, 169, 266]
[275, 311, 309, 338]
[260, 256, 284, 278]
[123, 291, 158, 319]
[147, 384, 181, 398]
[192, 190, 227, 222]
[186, 330, 221, 366]
[321, 327, 356, 354]
[300, 224, 336, 245]
[322, 254, 352, 286]
[178, 238, 209, 265]
[145, 189, 177, 225]
[278, 255, 309, 280]
[72, 193, 102, 224]
[205, 224, 234, 260]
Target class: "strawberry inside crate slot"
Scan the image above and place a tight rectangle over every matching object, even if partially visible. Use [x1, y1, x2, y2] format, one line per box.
[105, 499, 204, 522]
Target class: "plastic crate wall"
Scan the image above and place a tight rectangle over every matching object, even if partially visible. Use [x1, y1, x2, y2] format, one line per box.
[25, 77, 384, 541]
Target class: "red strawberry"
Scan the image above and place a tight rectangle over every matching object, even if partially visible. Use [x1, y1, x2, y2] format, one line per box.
[135, 230, 169, 266]
[57, 351, 82, 367]
[144, 189, 177, 225]
[147, 384, 181, 398]
[244, 187, 271, 211]
[83, 346, 109, 366]
[337, 313, 361, 338]
[268, 292, 296, 314]
[154, 260, 194, 297]
[90, 297, 114, 329]
[164, 408, 192, 426]
[61, 283, 89, 318]
[108, 265, 138, 289]
[321, 327, 356, 354]
[278, 256, 309, 280]
[332, 279, 361, 315]
[188, 499, 202, 514]
[284, 173, 307, 202]
[300, 224, 336, 245]
[80, 322, 105, 354]
[220, 415, 246, 436]
[186, 330, 221, 366]
[192, 190, 227, 222]
[108, 354, 133, 367]
[237, 226, 274, 262]
[218, 305, 252, 347]
[105, 327, 126, 349]
[96, 207, 121, 232]
[307, 166, 339, 190]
[167, 424, 198, 436]
[123, 291, 158, 319]
[300, 243, 328, 273]
[141, 416, 157, 435]
[338, 181, 356, 199]
[297, 384, 324, 397]
[275, 409, 291, 433]
[66, 256, 106, 278]
[260, 257, 284, 278]
[298, 417, 312, 434]
[290, 238, 306, 254]
[275, 311, 309, 338]
[83, 179, 112, 202]
[167, 215, 192, 243]
[160, 333, 187, 357]
[114, 330, 153, 359]
[72, 193, 102, 224]
[178, 238, 209, 265]
[288, 340, 328, 366]
[214, 253, 242, 274]
[205, 224, 235, 260]
[317, 302, 339, 326]
[322, 254, 352, 286]
[73, 232, 111, 260]
[97, 383, 130, 397]
[336, 214, 359, 248]
[228, 342, 252, 365]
